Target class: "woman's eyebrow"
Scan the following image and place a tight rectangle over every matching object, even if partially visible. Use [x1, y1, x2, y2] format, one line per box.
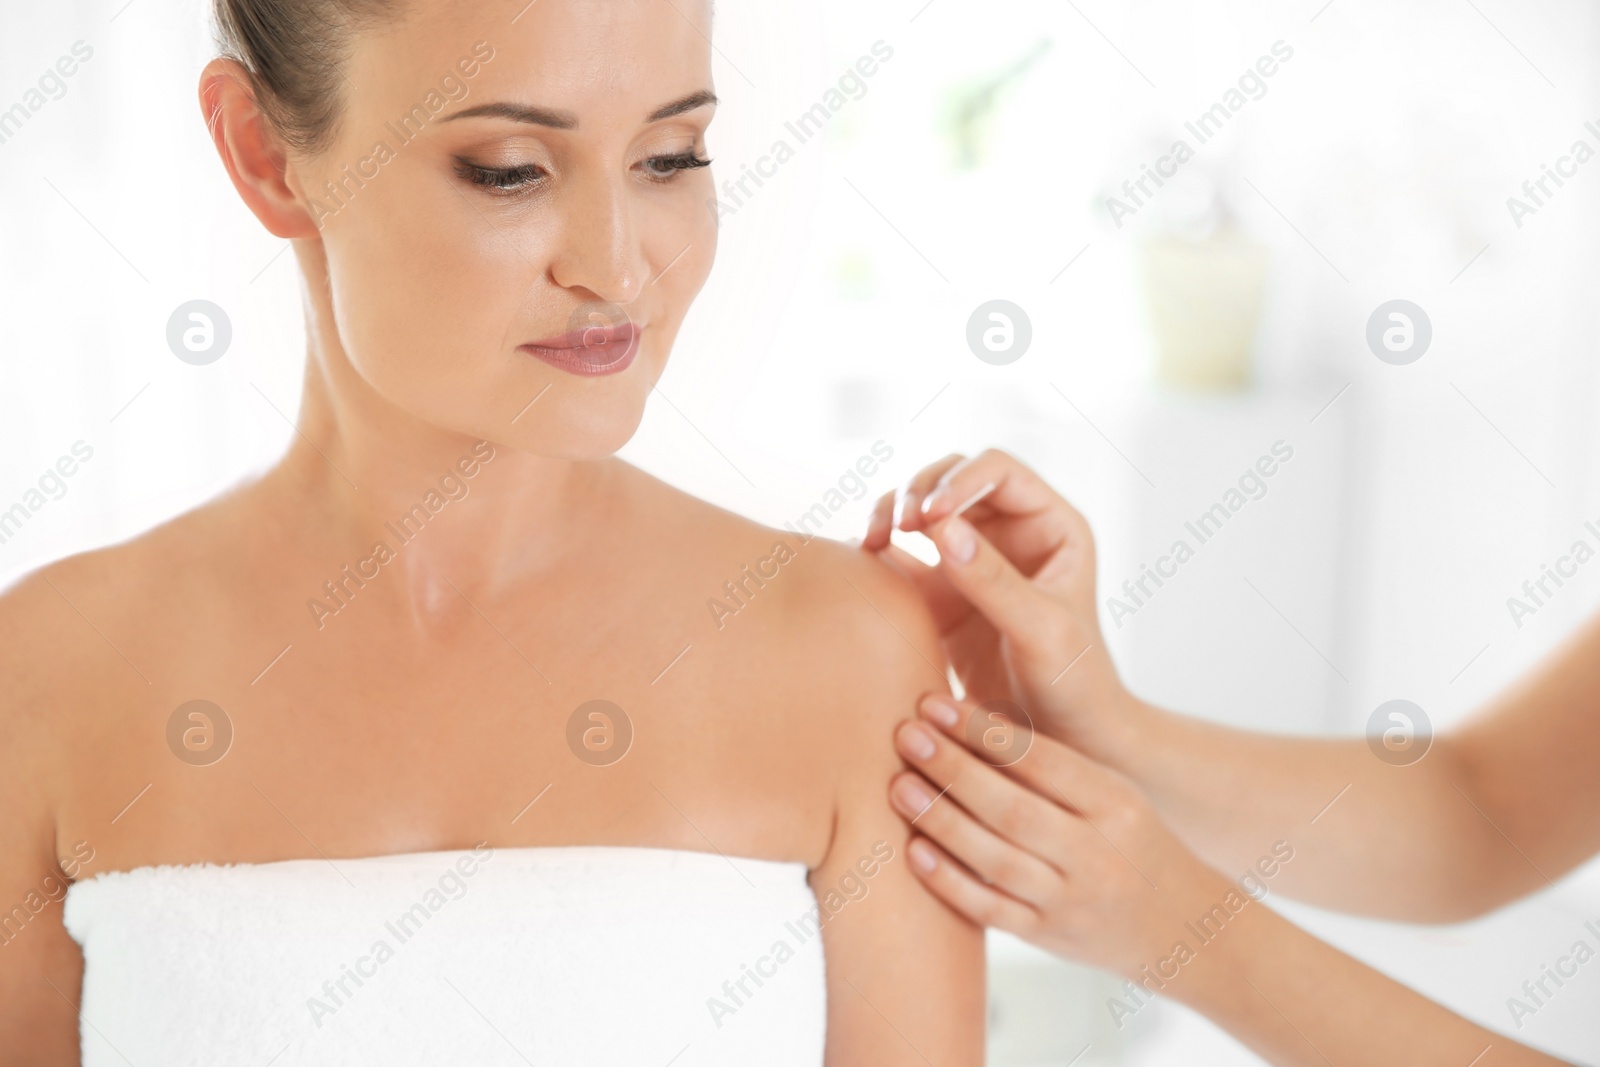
[441, 102, 578, 128]
[646, 89, 717, 122]
[440, 90, 717, 129]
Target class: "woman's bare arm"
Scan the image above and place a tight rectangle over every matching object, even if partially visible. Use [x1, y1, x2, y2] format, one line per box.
[804, 546, 985, 1065]
[0, 574, 89, 1064]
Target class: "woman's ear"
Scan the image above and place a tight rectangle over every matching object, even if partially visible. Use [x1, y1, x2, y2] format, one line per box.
[199, 57, 318, 240]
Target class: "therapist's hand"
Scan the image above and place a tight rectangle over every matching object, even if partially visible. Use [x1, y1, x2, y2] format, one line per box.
[890, 695, 1577, 1067]
[888, 692, 1242, 982]
[863, 450, 1136, 760]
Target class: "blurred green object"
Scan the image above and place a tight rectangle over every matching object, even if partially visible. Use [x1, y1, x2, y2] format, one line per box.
[834, 248, 875, 301]
[944, 39, 1052, 169]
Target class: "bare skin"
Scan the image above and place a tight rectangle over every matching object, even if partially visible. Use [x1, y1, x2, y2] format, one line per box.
[0, 2, 983, 1062]
[862, 448, 1598, 1066]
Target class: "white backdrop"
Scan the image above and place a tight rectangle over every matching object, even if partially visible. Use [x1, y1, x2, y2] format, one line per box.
[3, 0, 1600, 1063]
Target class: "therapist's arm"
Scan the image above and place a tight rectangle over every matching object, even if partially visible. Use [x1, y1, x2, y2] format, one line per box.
[1106, 623, 1600, 922]
[865, 449, 1600, 922]
[889, 695, 1573, 1067]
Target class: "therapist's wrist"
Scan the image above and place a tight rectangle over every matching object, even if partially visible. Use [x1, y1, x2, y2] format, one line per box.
[1146, 881, 1282, 1023]
[1074, 687, 1167, 778]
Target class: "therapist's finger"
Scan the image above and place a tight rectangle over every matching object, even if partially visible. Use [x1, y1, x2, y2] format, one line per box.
[862, 489, 897, 551]
[915, 693, 1141, 826]
[922, 512, 1066, 665]
[920, 448, 1072, 522]
[894, 718, 1088, 875]
[889, 766, 1061, 906]
[896, 453, 966, 533]
[904, 834, 1042, 937]
[934, 454, 1094, 579]
[928, 451, 1088, 579]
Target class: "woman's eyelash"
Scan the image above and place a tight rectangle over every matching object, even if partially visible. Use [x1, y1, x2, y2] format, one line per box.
[454, 159, 544, 192]
[642, 152, 712, 180]
[454, 152, 711, 195]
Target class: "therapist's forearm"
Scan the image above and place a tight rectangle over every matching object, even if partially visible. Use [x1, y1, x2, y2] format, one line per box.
[1164, 896, 1570, 1067]
[1097, 697, 1510, 921]
[1083, 608, 1600, 921]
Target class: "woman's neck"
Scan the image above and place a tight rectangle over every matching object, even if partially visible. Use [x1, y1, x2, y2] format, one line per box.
[260, 304, 613, 636]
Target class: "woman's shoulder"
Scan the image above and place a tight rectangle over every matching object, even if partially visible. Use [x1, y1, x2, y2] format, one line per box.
[647, 480, 948, 737]
[777, 534, 950, 733]
[622, 463, 944, 680]
[0, 498, 240, 726]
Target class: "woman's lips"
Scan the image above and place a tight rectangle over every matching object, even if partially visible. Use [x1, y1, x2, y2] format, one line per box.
[519, 321, 640, 377]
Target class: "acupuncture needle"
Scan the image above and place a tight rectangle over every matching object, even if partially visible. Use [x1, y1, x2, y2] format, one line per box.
[950, 480, 998, 518]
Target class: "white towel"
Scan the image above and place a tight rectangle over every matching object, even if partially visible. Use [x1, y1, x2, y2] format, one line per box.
[63, 845, 827, 1066]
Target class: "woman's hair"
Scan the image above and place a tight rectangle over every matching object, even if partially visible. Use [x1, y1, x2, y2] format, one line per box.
[212, 0, 400, 154]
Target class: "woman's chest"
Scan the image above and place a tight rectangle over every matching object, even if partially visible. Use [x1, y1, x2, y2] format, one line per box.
[60, 626, 838, 880]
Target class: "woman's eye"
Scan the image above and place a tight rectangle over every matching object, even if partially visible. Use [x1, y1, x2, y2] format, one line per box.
[452, 153, 710, 193]
[641, 152, 712, 182]
[455, 159, 545, 193]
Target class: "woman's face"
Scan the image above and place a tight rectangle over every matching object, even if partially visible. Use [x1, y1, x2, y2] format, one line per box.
[294, 0, 718, 458]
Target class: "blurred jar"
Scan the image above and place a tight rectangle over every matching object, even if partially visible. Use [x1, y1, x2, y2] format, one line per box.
[1138, 231, 1269, 391]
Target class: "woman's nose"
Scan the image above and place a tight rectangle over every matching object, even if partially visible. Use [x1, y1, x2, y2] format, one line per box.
[548, 170, 648, 307]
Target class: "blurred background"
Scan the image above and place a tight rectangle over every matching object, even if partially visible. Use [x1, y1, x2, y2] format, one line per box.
[4, 0, 1600, 1062]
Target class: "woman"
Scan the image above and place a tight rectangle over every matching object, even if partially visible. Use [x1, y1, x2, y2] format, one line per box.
[0, 1, 983, 1062]
[866, 448, 1600, 1066]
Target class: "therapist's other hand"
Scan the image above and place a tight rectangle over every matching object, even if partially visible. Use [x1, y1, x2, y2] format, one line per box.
[889, 692, 1241, 982]
[863, 449, 1133, 757]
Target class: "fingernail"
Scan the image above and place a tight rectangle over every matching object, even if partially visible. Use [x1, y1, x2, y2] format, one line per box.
[939, 515, 977, 564]
[897, 721, 937, 760]
[864, 503, 889, 542]
[909, 838, 937, 873]
[921, 695, 959, 728]
[920, 484, 950, 518]
[898, 492, 922, 529]
[894, 775, 935, 814]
